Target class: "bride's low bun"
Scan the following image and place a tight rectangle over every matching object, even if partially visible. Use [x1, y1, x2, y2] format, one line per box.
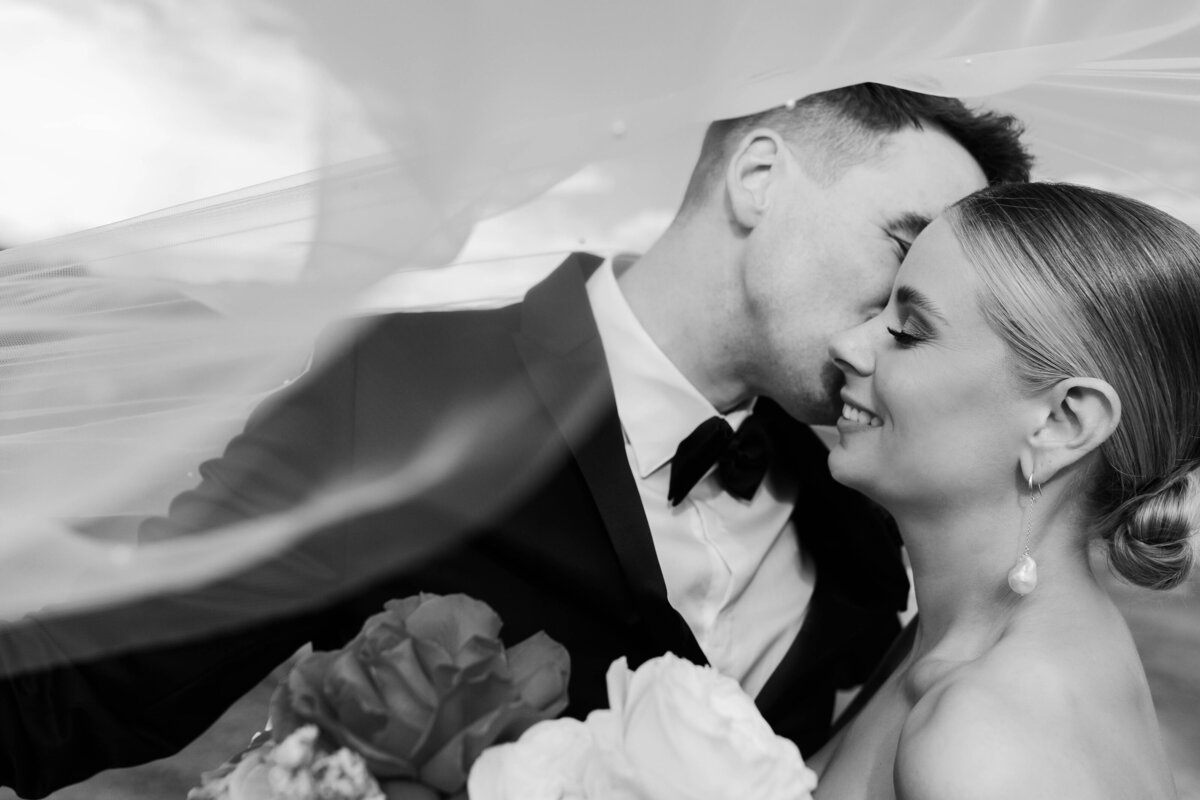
[1104, 470, 1199, 591]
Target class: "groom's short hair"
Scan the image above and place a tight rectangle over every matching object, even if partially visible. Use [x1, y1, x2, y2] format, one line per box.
[678, 83, 1032, 215]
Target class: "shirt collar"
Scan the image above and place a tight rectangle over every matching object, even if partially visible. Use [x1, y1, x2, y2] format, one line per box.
[586, 257, 752, 478]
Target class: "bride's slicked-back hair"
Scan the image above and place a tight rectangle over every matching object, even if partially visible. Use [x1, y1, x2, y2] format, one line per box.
[947, 182, 1200, 590]
[677, 83, 1031, 217]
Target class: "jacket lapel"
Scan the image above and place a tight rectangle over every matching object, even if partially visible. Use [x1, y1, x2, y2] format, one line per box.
[754, 574, 865, 712]
[512, 254, 706, 664]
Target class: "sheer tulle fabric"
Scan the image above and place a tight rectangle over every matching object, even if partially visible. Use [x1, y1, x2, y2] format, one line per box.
[1, 0, 1198, 672]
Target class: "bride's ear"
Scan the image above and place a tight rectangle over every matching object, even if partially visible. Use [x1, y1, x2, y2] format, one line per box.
[1019, 377, 1121, 485]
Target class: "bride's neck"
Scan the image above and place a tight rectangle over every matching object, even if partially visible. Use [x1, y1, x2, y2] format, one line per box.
[893, 495, 1096, 660]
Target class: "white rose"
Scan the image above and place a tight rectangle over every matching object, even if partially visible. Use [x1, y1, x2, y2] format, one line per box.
[467, 718, 597, 800]
[467, 655, 818, 800]
[600, 654, 818, 800]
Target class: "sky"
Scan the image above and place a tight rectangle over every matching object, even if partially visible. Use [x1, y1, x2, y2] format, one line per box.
[0, 2, 321, 242]
[1, 2, 1197, 309]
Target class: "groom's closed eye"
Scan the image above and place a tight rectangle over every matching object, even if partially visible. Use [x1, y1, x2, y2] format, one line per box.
[884, 212, 932, 258]
[888, 234, 913, 259]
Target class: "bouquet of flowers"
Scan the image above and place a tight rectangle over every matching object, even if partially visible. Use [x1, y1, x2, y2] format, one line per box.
[192, 594, 818, 800]
[189, 593, 571, 800]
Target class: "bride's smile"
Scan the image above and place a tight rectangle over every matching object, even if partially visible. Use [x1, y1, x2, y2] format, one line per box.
[837, 396, 881, 428]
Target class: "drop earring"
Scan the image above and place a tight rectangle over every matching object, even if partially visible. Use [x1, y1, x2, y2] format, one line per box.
[1007, 472, 1040, 595]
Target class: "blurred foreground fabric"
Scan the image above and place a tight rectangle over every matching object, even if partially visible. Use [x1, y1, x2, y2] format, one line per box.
[3, 2, 1200, 663]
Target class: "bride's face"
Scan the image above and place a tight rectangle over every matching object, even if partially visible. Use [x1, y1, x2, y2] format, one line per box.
[826, 218, 1030, 511]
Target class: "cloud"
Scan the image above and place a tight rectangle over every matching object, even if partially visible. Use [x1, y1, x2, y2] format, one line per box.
[0, 2, 318, 244]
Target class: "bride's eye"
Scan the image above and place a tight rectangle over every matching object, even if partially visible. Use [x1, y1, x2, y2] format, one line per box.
[886, 326, 927, 347]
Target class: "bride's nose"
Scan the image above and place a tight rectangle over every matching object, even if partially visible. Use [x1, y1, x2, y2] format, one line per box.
[829, 321, 875, 377]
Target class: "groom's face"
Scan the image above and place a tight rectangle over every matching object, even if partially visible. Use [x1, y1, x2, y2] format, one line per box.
[741, 125, 987, 424]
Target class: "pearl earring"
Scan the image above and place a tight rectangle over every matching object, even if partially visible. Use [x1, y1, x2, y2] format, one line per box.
[1007, 472, 1040, 595]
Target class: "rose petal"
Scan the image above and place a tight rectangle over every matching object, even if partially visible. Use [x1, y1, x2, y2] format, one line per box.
[268, 653, 354, 741]
[357, 596, 424, 650]
[367, 638, 440, 722]
[382, 595, 426, 623]
[267, 680, 306, 738]
[507, 632, 570, 714]
[417, 670, 574, 794]
[283, 652, 427, 777]
[416, 634, 508, 694]
[449, 668, 518, 722]
[418, 698, 535, 791]
[465, 745, 510, 800]
[283, 652, 342, 714]
[466, 719, 598, 800]
[582, 708, 619, 752]
[405, 595, 502, 655]
[322, 652, 393, 729]
[601, 654, 816, 800]
[604, 657, 633, 719]
[449, 633, 510, 679]
[330, 734, 417, 778]
[416, 730, 476, 793]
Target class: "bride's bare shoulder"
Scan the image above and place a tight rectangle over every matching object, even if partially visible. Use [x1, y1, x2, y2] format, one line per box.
[893, 646, 1174, 800]
[893, 659, 1075, 800]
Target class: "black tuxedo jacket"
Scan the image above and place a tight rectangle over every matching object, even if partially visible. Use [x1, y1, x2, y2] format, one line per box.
[0, 254, 908, 797]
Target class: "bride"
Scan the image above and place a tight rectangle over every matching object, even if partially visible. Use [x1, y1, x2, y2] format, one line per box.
[809, 181, 1195, 799]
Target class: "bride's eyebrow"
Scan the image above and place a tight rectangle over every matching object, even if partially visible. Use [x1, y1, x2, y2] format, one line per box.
[895, 284, 948, 324]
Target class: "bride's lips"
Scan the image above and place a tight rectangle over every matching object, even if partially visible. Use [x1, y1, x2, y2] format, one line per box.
[837, 392, 882, 429]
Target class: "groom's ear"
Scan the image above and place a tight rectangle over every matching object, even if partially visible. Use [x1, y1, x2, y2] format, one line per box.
[727, 129, 789, 229]
[1019, 377, 1121, 485]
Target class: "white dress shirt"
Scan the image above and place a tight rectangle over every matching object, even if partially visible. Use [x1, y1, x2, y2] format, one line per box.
[586, 258, 815, 696]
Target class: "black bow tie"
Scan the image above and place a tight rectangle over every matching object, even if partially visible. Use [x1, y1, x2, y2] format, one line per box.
[668, 411, 775, 506]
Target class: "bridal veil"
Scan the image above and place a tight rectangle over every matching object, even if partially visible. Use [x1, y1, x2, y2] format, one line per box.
[0, 0, 1197, 671]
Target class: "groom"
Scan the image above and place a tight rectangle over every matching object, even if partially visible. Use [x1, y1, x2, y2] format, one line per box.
[0, 84, 1029, 796]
